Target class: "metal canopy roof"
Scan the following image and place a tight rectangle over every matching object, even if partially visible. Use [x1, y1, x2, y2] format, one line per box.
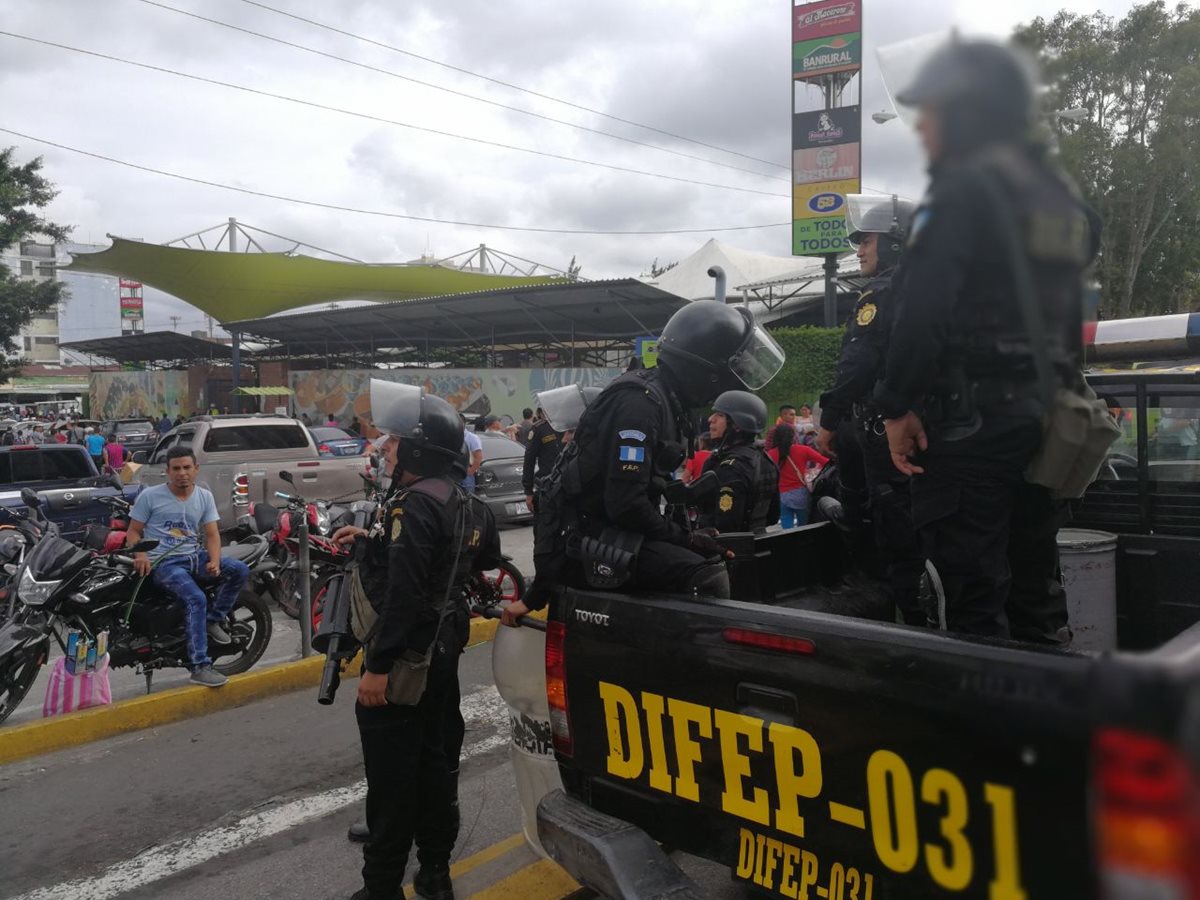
[60, 331, 235, 365]
[227, 279, 687, 359]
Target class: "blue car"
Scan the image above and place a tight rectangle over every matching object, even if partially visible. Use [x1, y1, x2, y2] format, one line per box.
[308, 426, 368, 458]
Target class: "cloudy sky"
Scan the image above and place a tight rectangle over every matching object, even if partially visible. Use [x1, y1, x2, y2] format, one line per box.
[2, 0, 1138, 333]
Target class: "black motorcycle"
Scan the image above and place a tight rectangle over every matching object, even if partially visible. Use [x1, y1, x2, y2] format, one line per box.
[0, 489, 274, 724]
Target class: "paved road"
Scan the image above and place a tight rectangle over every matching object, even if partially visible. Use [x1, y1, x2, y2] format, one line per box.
[5, 524, 535, 728]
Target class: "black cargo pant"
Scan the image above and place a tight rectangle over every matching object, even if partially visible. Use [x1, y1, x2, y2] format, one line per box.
[910, 414, 1069, 642]
[356, 633, 462, 900]
[858, 426, 925, 625]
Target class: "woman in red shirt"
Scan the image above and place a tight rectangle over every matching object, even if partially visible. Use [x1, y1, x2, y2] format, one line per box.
[680, 434, 712, 484]
[766, 423, 828, 527]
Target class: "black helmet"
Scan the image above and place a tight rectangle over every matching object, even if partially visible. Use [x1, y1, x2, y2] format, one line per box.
[657, 303, 785, 407]
[369, 380, 464, 477]
[895, 37, 1035, 155]
[712, 390, 767, 436]
[846, 194, 917, 270]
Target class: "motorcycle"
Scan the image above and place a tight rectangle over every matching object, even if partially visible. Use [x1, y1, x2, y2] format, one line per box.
[0, 488, 275, 724]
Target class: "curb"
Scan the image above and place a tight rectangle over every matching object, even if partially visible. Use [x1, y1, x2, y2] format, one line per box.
[0, 611, 527, 767]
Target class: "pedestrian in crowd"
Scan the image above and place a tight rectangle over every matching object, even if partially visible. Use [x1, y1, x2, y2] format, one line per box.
[767, 423, 829, 528]
[158, 412, 173, 435]
[104, 432, 127, 474]
[348, 415, 362, 437]
[331, 381, 500, 900]
[878, 36, 1101, 643]
[28, 424, 45, 444]
[174, 413, 185, 427]
[515, 408, 534, 446]
[70, 419, 84, 444]
[698, 392, 779, 534]
[324, 412, 338, 427]
[53, 426, 67, 444]
[481, 415, 504, 434]
[460, 417, 483, 494]
[521, 407, 562, 512]
[680, 433, 712, 484]
[84, 427, 105, 469]
[301, 412, 312, 426]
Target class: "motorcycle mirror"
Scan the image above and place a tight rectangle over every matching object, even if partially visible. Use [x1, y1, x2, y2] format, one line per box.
[369, 453, 380, 469]
[279, 470, 295, 485]
[108, 475, 123, 491]
[20, 488, 39, 509]
[128, 539, 159, 554]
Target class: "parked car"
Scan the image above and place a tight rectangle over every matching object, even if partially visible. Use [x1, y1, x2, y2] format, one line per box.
[98, 418, 159, 455]
[475, 432, 533, 525]
[308, 426, 368, 458]
[132, 415, 368, 528]
[0, 444, 140, 540]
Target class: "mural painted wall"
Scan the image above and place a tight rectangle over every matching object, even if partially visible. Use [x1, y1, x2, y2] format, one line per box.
[91, 371, 188, 419]
[290, 368, 622, 426]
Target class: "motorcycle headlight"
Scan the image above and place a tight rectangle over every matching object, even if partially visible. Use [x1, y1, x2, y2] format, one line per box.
[316, 508, 331, 534]
[17, 567, 61, 608]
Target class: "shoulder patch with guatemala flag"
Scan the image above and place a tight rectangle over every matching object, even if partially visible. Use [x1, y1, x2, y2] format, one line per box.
[618, 445, 645, 463]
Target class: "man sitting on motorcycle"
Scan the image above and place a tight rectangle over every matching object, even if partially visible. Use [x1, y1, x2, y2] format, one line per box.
[125, 446, 250, 687]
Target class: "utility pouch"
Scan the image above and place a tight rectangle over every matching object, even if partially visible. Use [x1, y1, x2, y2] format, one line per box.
[1025, 382, 1121, 499]
[578, 527, 644, 589]
[384, 647, 434, 706]
[348, 568, 377, 644]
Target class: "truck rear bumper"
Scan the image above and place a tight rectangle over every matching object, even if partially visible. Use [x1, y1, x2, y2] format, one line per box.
[536, 789, 703, 900]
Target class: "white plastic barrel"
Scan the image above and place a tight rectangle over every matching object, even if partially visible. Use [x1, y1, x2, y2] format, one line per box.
[1056, 528, 1118, 652]
[491, 618, 561, 857]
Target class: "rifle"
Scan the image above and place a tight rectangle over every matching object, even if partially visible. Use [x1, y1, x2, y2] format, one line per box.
[315, 503, 373, 705]
[661, 470, 718, 532]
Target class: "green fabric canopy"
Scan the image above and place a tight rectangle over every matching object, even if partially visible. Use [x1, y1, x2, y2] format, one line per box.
[65, 238, 563, 323]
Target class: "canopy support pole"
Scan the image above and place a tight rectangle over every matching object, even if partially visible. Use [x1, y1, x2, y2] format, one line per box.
[230, 330, 241, 413]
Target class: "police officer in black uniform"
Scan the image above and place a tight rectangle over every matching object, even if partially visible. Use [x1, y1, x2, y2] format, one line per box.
[815, 196, 926, 625]
[339, 380, 500, 900]
[502, 302, 786, 622]
[877, 37, 1101, 642]
[521, 408, 561, 512]
[700, 391, 779, 533]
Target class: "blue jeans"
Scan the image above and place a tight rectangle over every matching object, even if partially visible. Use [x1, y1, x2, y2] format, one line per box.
[151, 551, 250, 669]
[779, 488, 811, 529]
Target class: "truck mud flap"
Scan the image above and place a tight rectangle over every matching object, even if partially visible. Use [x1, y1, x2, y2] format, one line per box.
[537, 789, 703, 900]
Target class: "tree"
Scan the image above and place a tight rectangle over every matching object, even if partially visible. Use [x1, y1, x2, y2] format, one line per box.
[0, 148, 71, 381]
[1014, 2, 1200, 317]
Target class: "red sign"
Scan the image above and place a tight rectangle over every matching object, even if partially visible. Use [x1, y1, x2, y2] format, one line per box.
[120, 296, 143, 309]
[793, 0, 860, 43]
[119, 279, 142, 289]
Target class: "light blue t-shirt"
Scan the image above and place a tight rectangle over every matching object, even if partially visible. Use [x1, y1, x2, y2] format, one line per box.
[84, 433, 105, 456]
[461, 429, 483, 491]
[130, 484, 219, 560]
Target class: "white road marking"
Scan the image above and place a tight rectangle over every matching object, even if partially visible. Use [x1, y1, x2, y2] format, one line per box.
[9, 685, 509, 900]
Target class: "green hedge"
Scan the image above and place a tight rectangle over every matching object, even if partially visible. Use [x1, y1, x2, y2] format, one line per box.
[757, 326, 844, 417]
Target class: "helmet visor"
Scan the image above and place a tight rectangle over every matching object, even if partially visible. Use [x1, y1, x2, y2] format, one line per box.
[535, 384, 589, 432]
[728, 317, 786, 391]
[877, 31, 952, 128]
[846, 194, 896, 238]
[369, 380, 422, 437]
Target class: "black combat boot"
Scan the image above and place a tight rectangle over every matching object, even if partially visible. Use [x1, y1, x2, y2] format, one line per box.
[413, 865, 455, 900]
[347, 821, 370, 843]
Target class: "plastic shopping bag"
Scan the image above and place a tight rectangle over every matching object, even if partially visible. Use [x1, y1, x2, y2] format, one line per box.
[42, 653, 113, 717]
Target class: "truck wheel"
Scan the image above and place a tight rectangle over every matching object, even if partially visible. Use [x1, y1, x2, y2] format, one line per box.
[213, 590, 274, 676]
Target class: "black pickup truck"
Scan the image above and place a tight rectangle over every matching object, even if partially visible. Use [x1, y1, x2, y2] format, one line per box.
[533, 369, 1200, 900]
[0, 444, 140, 540]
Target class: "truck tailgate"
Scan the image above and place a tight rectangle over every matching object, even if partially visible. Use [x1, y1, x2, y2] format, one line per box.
[555, 589, 1099, 899]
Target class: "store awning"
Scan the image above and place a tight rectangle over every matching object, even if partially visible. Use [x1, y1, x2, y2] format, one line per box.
[64, 238, 565, 323]
[60, 331, 235, 364]
[231, 386, 294, 396]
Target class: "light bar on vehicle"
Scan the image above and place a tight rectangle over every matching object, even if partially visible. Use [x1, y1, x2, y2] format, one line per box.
[1085, 313, 1200, 363]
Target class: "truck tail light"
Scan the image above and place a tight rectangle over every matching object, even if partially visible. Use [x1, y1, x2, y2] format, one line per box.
[1093, 728, 1200, 897]
[723, 627, 815, 656]
[232, 474, 250, 508]
[545, 619, 573, 757]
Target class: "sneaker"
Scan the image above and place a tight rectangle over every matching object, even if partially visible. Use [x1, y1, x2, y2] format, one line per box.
[207, 621, 232, 646]
[190, 665, 228, 688]
[413, 866, 455, 900]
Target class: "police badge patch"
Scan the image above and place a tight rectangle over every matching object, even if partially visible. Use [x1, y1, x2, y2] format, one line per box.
[390, 508, 403, 540]
[718, 491, 734, 513]
[856, 303, 877, 326]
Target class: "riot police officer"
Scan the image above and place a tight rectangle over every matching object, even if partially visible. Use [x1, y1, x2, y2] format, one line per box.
[521, 408, 561, 512]
[876, 37, 1101, 642]
[339, 380, 500, 900]
[699, 391, 779, 533]
[502, 302, 786, 622]
[816, 196, 926, 625]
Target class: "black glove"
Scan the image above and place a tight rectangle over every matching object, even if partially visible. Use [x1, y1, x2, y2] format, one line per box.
[688, 528, 725, 558]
